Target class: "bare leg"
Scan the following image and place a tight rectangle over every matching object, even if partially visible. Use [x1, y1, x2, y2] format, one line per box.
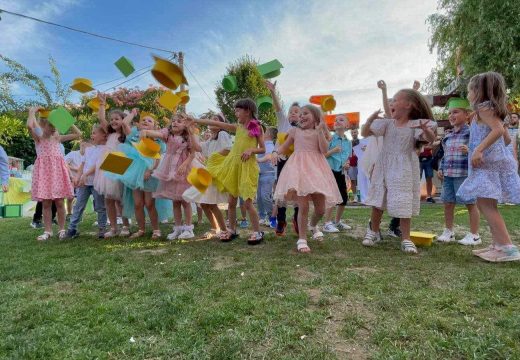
[144, 192, 159, 231]
[54, 198, 66, 231]
[244, 198, 260, 232]
[477, 198, 512, 246]
[444, 202, 456, 229]
[228, 196, 238, 233]
[324, 207, 334, 223]
[105, 198, 118, 232]
[201, 204, 218, 230]
[173, 201, 183, 226]
[297, 195, 310, 239]
[466, 203, 480, 235]
[181, 200, 192, 225]
[426, 177, 433, 198]
[42, 199, 53, 233]
[133, 189, 146, 231]
[400, 218, 411, 240]
[370, 207, 384, 232]
[310, 193, 326, 227]
[335, 204, 345, 224]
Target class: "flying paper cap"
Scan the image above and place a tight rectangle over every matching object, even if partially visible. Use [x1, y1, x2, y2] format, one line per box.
[256, 96, 273, 112]
[157, 91, 182, 112]
[447, 97, 471, 110]
[132, 138, 161, 159]
[87, 98, 110, 112]
[310, 95, 336, 112]
[48, 107, 76, 134]
[114, 56, 135, 77]
[324, 112, 360, 129]
[175, 90, 190, 105]
[257, 59, 283, 79]
[100, 152, 133, 175]
[70, 78, 95, 93]
[187, 167, 213, 193]
[222, 75, 238, 92]
[151, 55, 188, 90]
[38, 109, 51, 118]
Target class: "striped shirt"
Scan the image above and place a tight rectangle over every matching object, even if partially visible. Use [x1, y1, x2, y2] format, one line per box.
[440, 124, 470, 177]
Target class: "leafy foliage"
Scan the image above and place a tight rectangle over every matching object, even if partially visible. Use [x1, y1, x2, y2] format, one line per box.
[215, 55, 277, 126]
[426, 0, 520, 95]
[0, 114, 36, 164]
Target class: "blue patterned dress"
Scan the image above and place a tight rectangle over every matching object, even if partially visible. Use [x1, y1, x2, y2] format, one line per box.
[457, 113, 520, 204]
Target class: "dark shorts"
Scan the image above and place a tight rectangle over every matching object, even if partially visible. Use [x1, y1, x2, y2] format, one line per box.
[420, 157, 434, 178]
[332, 170, 348, 206]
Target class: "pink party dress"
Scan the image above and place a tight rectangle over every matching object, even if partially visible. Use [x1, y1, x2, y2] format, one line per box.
[153, 129, 191, 201]
[274, 127, 342, 208]
[94, 132, 123, 200]
[31, 137, 74, 201]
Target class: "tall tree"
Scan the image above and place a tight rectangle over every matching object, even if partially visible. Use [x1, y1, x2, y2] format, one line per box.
[426, 0, 520, 95]
[215, 55, 277, 126]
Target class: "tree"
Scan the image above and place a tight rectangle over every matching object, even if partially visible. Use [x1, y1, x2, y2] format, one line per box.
[426, 0, 520, 95]
[215, 55, 277, 126]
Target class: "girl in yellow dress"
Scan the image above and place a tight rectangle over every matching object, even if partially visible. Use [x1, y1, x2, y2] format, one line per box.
[194, 99, 266, 244]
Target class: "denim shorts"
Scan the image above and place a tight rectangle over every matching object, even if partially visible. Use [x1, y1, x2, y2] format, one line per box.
[441, 176, 475, 204]
[420, 157, 434, 178]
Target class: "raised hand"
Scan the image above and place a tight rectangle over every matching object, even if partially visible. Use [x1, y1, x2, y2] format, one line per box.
[97, 92, 106, 105]
[413, 80, 421, 91]
[264, 80, 276, 93]
[377, 80, 387, 91]
[367, 109, 383, 122]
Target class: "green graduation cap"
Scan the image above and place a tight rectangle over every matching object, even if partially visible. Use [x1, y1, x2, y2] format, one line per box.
[48, 107, 76, 134]
[114, 56, 135, 77]
[447, 97, 471, 110]
[256, 96, 273, 112]
[222, 75, 238, 92]
[257, 59, 283, 79]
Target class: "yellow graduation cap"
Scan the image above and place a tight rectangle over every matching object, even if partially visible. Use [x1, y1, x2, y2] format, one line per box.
[87, 98, 110, 112]
[38, 109, 51, 118]
[257, 59, 283, 79]
[175, 90, 190, 105]
[100, 152, 133, 175]
[132, 138, 161, 159]
[187, 168, 212, 193]
[151, 55, 188, 90]
[410, 231, 435, 247]
[70, 78, 95, 93]
[157, 91, 182, 112]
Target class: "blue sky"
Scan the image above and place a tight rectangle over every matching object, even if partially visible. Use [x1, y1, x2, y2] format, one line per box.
[1, 0, 438, 120]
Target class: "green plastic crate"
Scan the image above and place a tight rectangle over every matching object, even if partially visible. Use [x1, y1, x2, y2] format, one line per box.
[2, 204, 22, 218]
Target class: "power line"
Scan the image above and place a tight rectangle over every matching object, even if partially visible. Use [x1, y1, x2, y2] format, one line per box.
[0, 8, 177, 54]
[184, 63, 216, 107]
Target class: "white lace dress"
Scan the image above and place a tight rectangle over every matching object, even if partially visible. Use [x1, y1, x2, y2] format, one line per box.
[365, 119, 437, 218]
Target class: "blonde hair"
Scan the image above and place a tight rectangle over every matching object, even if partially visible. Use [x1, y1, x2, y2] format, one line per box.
[398, 89, 434, 120]
[467, 72, 508, 119]
[302, 104, 323, 127]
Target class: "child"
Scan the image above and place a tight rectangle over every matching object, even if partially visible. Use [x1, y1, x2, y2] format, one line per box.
[197, 114, 233, 238]
[436, 98, 481, 245]
[257, 126, 277, 227]
[65, 125, 107, 239]
[323, 114, 352, 233]
[143, 113, 201, 240]
[0, 145, 8, 193]
[348, 129, 360, 201]
[65, 141, 91, 219]
[265, 80, 301, 236]
[456, 72, 520, 262]
[361, 87, 437, 254]
[194, 99, 266, 244]
[27, 106, 82, 240]
[94, 93, 132, 238]
[273, 105, 342, 253]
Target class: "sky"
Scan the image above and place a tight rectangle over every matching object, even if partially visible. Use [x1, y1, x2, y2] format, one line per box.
[0, 0, 439, 121]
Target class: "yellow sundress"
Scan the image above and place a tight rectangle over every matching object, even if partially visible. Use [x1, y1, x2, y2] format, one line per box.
[206, 124, 259, 200]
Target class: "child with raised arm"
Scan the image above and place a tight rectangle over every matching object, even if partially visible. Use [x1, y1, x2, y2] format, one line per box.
[194, 99, 266, 244]
[27, 106, 82, 240]
[456, 72, 520, 262]
[142, 113, 201, 240]
[361, 88, 437, 254]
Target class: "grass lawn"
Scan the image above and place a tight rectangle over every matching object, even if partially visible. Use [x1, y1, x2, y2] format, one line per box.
[1, 205, 519, 359]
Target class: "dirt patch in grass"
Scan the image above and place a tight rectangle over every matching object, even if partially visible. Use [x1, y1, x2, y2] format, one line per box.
[293, 268, 319, 282]
[306, 288, 322, 305]
[212, 256, 244, 270]
[134, 248, 169, 255]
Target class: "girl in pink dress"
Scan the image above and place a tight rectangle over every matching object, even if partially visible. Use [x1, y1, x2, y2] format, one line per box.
[94, 93, 133, 238]
[27, 106, 82, 241]
[273, 105, 342, 253]
[142, 113, 201, 240]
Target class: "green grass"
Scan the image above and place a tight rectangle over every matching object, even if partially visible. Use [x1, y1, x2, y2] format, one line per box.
[1, 205, 520, 359]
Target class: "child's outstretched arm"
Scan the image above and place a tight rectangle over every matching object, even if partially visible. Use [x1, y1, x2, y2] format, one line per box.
[317, 120, 331, 154]
[265, 80, 282, 113]
[361, 110, 383, 137]
[193, 118, 237, 133]
[122, 108, 138, 136]
[140, 129, 166, 140]
[59, 125, 82, 142]
[97, 92, 109, 131]
[377, 80, 392, 118]
[26, 106, 43, 141]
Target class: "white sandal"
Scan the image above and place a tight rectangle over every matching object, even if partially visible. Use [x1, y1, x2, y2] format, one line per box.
[37, 231, 53, 241]
[129, 230, 145, 239]
[151, 230, 162, 239]
[401, 240, 418, 254]
[297, 239, 311, 253]
[58, 230, 67, 240]
[310, 226, 324, 241]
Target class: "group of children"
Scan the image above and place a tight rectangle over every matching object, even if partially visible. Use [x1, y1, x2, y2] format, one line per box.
[26, 71, 520, 262]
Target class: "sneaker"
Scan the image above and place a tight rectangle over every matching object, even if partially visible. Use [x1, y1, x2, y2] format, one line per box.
[472, 244, 495, 255]
[259, 218, 268, 226]
[104, 229, 119, 238]
[477, 245, 520, 262]
[437, 228, 455, 243]
[426, 197, 436, 203]
[119, 226, 131, 237]
[323, 222, 340, 233]
[98, 229, 105, 239]
[269, 216, 277, 229]
[458, 233, 482, 246]
[362, 229, 382, 246]
[401, 239, 418, 254]
[30, 221, 43, 229]
[275, 220, 287, 236]
[178, 225, 195, 239]
[167, 226, 183, 241]
[336, 220, 352, 231]
[239, 219, 249, 228]
[64, 229, 79, 239]
[116, 217, 123, 225]
[386, 227, 402, 238]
